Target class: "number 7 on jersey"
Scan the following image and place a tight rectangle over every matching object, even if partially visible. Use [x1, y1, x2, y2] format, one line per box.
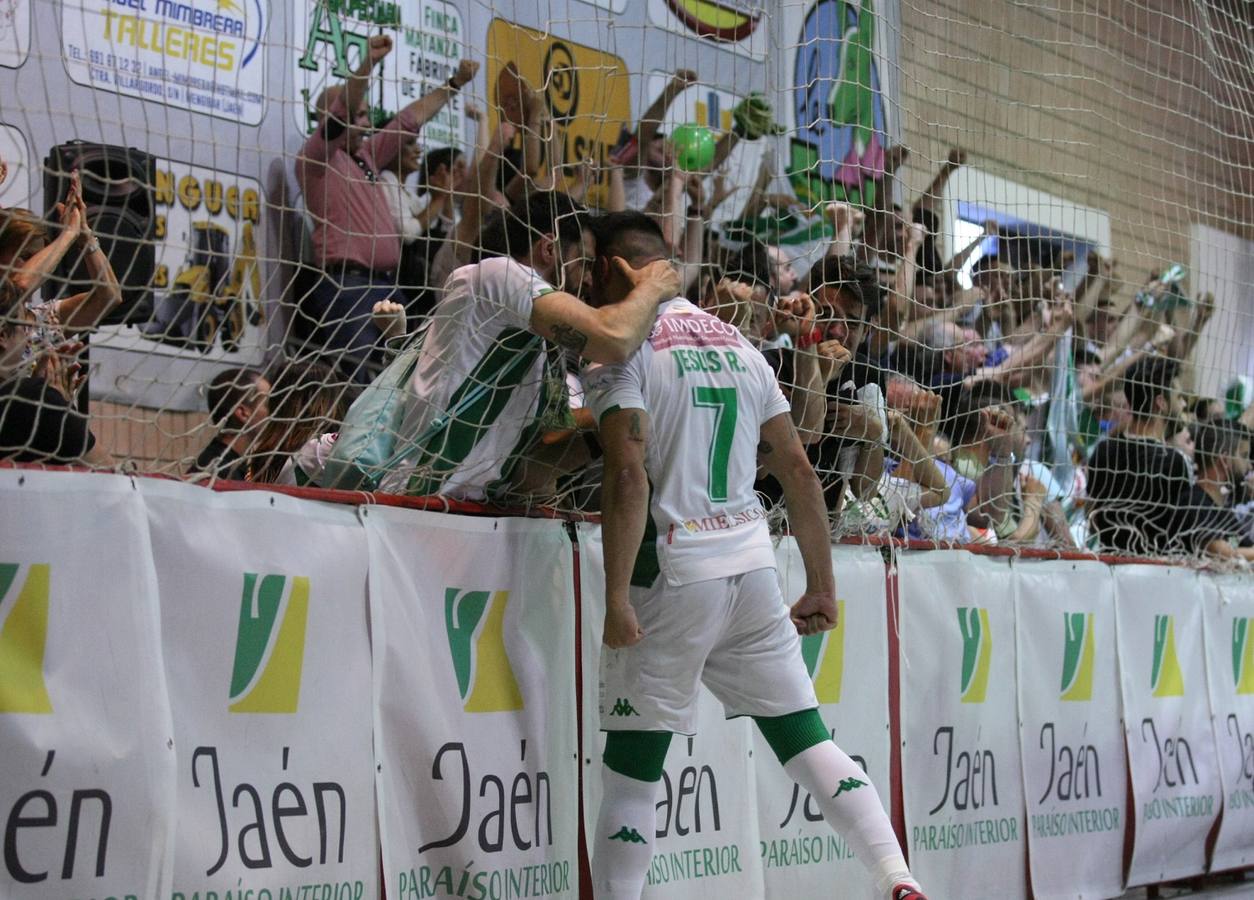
[691, 386, 738, 502]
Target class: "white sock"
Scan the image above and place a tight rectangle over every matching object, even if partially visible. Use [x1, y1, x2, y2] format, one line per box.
[784, 742, 918, 897]
[591, 767, 660, 899]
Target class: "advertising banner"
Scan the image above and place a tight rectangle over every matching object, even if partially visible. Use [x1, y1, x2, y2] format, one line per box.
[0, 121, 32, 208]
[1203, 573, 1254, 873]
[97, 155, 266, 369]
[1014, 560, 1126, 900]
[368, 509, 578, 899]
[577, 524, 763, 898]
[754, 540, 889, 898]
[641, 694, 761, 897]
[898, 551, 1027, 900]
[140, 479, 378, 899]
[0, 470, 176, 899]
[646, 0, 769, 60]
[293, 0, 465, 147]
[574, 0, 627, 12]
[0, 0, 29, 68]
[485, 19, 632, 210]
[1115, 565, 1221, 886]
[60, 0, 267, 123]
[781, 0, 896, 206]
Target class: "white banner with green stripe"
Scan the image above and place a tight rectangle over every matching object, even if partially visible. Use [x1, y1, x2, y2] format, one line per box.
[753, 540, 890, 899]
[140, 479, 379, 899]
[368, 509, 578, 899]
[0, 470, 176, 900]
[1201, 573, 1254, 874]
[898, 551, 1027, 900]
[1114, 565, 1222, 887]
[1014, 560, 1126, 900]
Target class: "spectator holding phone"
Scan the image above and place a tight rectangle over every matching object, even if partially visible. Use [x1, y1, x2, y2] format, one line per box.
[0, 277, 110, 466]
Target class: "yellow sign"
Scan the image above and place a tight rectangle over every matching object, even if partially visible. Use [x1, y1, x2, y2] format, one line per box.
[0, 564, 53, 715]
[485, 19, 631, 207]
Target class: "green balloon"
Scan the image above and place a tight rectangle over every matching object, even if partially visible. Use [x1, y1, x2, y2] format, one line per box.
[670, 123, 716, 172]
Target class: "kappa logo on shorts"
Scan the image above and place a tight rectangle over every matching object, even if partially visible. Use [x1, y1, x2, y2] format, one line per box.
[801, 599, 846, 703]
[1232, 618, 1254, 694]
[0, 564, 53, 714]
[832, 776, 867, 798]
[445, 588, 523, 713]
[608, 697, 639, 717]
[229, 573, 310, 714]
[609, 826, 647, 844]
[957, 607, 992, 704]
[1151, 614, 1185, 698]
[1060, 612, 1095, 702]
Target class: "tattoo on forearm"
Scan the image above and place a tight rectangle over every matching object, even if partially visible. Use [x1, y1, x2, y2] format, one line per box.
[757, 439, 774, 455]
[629, 412, 644, 442]
[550, 323, 589, 354]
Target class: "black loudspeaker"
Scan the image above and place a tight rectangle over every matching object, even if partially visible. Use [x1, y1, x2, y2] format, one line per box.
[43, 141, 156, 325]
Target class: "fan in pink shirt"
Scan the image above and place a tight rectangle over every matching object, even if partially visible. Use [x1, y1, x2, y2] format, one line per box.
[295, 33, 478, 382]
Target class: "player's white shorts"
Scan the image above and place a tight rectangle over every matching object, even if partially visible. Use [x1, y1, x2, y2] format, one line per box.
[599, 567, 818, 734]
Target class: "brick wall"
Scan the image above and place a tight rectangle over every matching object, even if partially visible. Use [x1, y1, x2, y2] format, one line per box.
[90, 401, 211, 474]
[893, 0, 1253, 286]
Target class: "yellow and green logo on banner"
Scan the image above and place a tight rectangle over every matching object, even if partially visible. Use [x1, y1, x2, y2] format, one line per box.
[1060, 612, 1095, 702]
[445, 588, 523, 713]
[1151, 614, 1185, 698]
[958, 607, 991, 704]
[800, 599, 846, 703]
[229, 573, 310, 714]
[0, 563, 53, 714]
[1233, 618, 1254, 695]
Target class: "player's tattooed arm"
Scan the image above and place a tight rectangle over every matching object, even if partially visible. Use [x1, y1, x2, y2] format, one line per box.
[629, 411, 645, 443]
[758, 417, 798, 459]
[549, 321, 589, 354]
[530, 260, 680, 364]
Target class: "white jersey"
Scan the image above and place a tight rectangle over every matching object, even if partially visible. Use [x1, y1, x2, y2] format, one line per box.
[584, 298, 790, 587]
[378, 256, 568, 499]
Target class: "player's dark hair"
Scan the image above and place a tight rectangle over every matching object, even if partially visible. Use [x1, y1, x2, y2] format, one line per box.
[591, 211, 668, 267]
[488, 191, 587, 262]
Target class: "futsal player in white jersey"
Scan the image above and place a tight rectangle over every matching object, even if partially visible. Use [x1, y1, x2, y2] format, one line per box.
[583, 212, 927, 900]
[363, 191, 680, 499]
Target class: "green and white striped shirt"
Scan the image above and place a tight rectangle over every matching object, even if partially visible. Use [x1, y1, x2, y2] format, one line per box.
[379, 257, 568, 500]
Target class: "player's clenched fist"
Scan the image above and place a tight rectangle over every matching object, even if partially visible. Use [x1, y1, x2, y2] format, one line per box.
[603, 601, 644, 648]
[790, 590, 838, 636]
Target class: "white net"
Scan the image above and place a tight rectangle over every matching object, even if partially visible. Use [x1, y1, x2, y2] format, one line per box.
[0, 0, 1251, 562]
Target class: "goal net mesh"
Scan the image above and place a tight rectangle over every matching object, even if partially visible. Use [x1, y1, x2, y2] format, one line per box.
[1, 0, 1251, 561]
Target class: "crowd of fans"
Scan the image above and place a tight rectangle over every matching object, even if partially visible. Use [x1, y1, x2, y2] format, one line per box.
[1, 49, 1252, 565]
